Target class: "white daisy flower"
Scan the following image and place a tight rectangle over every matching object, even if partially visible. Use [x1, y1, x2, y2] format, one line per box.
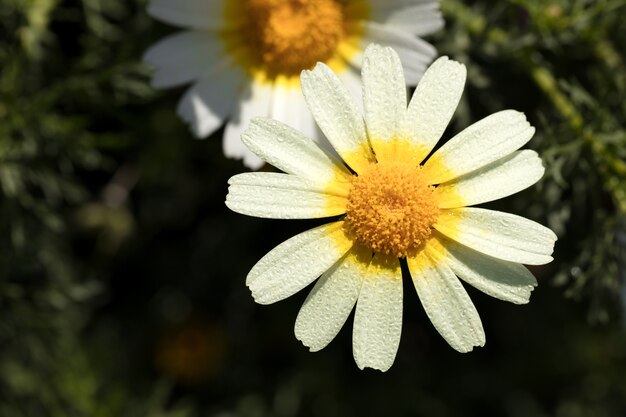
[144, 0, 443, 169]
[225, 44, 557, 371]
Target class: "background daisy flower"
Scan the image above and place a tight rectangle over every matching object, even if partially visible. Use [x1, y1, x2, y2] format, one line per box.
[144, 0, 443, 168]
[226, 44, 557, 371]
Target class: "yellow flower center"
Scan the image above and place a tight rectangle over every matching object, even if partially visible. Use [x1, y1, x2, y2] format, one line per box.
[246, 0, 343, 76]
[224, 0, 367, 82]
[344, 161, 440, 258]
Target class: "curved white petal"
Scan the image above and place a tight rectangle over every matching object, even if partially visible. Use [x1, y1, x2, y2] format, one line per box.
[147, 0, 225, 29]
[223, 81, 272, 169]
[295, 247, 368, 352]
[400, 56, 466, 163]
[143, 31, 221, 89]
[408, 252, 485, 353]
[309, 69, 363, 162]
[247, 222, 353, 304]
[269, 82, 340, 167]
[226, 172, 348, 219]
[353, 254, 403, 372]
[286, 89, 318, 142]
[436, 150, 545, 208]
[337, 66, 364, 113]
[301, 63, 374, 174]
[435, 207, 557, 265]
[362, 45, 407, 150]
[427, 235, 537, 304]
[241, 118, 352, 186]
[177, 61, 244, 138]
[425, 110, 536, 184]
[369, 1, 444, 36]
[270, 81, 302, 131]
[362, 22, 436, 85]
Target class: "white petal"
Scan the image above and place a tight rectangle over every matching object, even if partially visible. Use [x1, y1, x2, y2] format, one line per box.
[408, 252, 485, 353]
[337, 67, 364, 114]
[284, 85, 318, 141]
[436, 150, 545, 208]
[226, 172, 348, 219]
[297, 108, 319, 144]
[362, 45, 407, 147]
[435, 207, 557, 265]
[362, 22, 436, 85]
[427, 234, 537, 304]
[269, 81, 300, 131]
[295, 247, 368, 352]
[271, 80, 339, 159]
[223, 81, 272, 169]
[400, 57, 466, 163]
[370, 1, 444, 36]
[247, 222, 353, 305]
[269, 82, 344, 169]
[301, 63, 374, 174]
[241, 118, 352, 186]
[177, 62, 244, 138]
[143, 31, 221, 88]
[147, 0, 225, 29]
[353, 255, 403, 372]
[425, 110, 536, 184]
[304, 62, 364, 158]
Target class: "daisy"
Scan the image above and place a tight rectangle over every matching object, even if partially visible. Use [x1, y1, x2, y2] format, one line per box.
[144, 0, 443, 168]
[226, 45, 557, 371]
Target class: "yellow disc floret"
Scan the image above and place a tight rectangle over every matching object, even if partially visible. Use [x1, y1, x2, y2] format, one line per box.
[344, 161, 440, 258]
[232, 0, 345, 78]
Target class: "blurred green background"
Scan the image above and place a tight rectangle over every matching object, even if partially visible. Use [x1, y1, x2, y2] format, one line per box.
[1, 0, 626, 415]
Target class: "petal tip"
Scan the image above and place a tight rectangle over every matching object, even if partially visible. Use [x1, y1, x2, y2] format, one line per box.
[354, 354, 394, 372]
[457, 340, 485, 353]
[363, 43, 383, 55]
[432, 55, 466, 72]
[362, 363, 391, 372]
[296, 336, 323, 353]
[250, 291, 273, 305]
[310, 61, 332, 76]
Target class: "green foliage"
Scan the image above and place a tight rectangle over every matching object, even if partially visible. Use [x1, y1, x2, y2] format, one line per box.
[439, 0, 626, 322]
[0, 0, 625, 416]
[0, 0, 187, 415]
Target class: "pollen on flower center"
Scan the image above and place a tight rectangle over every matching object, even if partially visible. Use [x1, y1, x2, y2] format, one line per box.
[241, 0, 345, 76]
[343, 161, 440, 258]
